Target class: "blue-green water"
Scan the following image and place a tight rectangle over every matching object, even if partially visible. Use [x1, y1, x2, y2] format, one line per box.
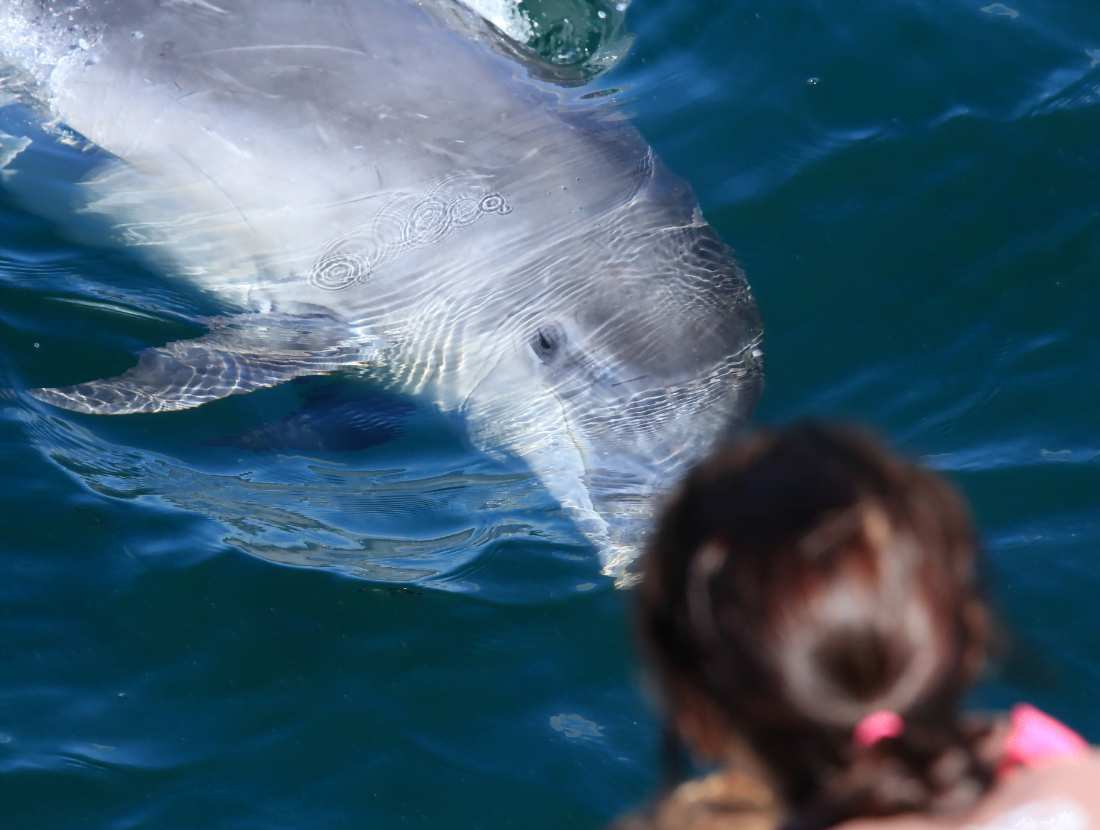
[3, 0, 1100, 826]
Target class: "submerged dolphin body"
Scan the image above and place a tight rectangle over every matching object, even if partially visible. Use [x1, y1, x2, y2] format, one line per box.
[0, 0, 762, 576]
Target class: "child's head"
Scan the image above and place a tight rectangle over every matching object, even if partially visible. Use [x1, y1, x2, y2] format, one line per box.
[639, 423, 993, 828]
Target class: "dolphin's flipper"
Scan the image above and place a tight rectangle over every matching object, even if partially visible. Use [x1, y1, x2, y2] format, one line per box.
[200, 383, 416, 452]
[29, 313, 376, 414]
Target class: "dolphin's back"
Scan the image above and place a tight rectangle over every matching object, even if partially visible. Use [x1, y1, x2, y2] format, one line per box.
[37, 0, 533, 176]
[0, 0, 650, 304]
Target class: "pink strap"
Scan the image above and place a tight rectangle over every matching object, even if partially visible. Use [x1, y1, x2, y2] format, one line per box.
[998, 703, 1089, 778]
[854, 711, 904, 748]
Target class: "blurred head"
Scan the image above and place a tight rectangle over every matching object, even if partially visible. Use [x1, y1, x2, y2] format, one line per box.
[638, 423, 993, 828]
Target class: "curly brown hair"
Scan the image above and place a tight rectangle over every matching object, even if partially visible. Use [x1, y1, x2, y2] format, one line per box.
[638, 423, 994, 830]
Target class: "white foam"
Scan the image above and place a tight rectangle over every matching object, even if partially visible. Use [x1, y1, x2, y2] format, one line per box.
[0, 1, 105, 115]
[461, 0, 535, 42]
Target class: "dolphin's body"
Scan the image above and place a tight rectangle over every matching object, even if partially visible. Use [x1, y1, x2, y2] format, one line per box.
[0, 0, 762, 576]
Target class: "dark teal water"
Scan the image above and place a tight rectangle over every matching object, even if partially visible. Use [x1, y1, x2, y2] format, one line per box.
[3, 0, 1100, 826]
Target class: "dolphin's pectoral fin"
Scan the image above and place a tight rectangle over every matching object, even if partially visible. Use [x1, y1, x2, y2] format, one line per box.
[28, 313, 376, 414]
[200, 382, 416, 452]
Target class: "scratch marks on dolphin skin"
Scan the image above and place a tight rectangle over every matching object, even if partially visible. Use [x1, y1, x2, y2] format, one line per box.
[191, 44, 374, 60]
[166, 143, 256, 234]
[183, 65, 282, 101]
[609, 374, 649, 388]
[308, 173, 512, 292]
[165, 0, 229, 14]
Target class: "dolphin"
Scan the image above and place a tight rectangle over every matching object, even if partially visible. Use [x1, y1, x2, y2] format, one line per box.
[0, 0, 763, 578]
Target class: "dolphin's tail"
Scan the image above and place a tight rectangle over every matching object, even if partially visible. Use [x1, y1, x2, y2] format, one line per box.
[28, 313, 376, 414]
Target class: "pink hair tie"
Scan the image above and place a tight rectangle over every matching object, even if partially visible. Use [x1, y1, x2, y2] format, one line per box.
[854, 711, 905, 748]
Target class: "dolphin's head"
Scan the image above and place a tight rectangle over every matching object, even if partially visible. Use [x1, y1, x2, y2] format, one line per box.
[459, 167, 763, 580]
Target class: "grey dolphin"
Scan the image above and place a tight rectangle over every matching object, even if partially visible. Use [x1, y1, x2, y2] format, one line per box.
[0, 0, 762, 577]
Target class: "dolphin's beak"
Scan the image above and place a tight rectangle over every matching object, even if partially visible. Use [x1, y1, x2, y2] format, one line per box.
[576, 346, 765, 582]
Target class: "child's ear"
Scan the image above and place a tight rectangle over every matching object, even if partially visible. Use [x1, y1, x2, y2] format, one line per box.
[673, 680, 731, 761]
[672, 680, 775, 787]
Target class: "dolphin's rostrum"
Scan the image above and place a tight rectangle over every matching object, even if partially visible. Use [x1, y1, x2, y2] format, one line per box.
[0, 0, 763, 579]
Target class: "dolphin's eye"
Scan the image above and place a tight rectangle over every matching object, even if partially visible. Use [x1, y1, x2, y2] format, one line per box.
[533, 326, 563, 361]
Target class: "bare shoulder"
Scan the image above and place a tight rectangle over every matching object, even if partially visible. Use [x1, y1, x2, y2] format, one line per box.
[838, 753, 1100, 830]
[610, 768, 781, 830]
[966, 752, 1100, 827]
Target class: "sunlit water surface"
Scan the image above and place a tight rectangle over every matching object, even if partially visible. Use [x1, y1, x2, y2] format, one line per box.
[3, 0, 1100, 827]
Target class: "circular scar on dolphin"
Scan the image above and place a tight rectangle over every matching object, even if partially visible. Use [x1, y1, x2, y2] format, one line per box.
[0, 0, 763, 580]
